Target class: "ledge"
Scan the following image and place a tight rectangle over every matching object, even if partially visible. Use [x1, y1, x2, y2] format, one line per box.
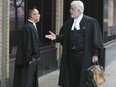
[104, 39, 116, 48]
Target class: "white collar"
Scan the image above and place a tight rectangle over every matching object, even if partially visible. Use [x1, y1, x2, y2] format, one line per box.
[28, 19, 37, 29]
[74, 14, 83, 22]
[28, 19, 36, 25]
[71, 14, 83, 30]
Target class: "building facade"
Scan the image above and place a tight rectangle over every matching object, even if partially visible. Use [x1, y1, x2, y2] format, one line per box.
[0, 0, 116, 87]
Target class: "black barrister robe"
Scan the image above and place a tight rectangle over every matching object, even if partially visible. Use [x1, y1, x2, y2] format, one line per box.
[13, 21, 40, 87]
[56, 15, 104, 87]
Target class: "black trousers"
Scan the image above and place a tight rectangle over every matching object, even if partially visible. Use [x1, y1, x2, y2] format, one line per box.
[68, 50, 84, 87]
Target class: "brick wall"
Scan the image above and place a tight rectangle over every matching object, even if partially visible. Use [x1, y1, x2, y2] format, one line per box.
[6, 0, 10, 79]
[55, 0, 63, 60]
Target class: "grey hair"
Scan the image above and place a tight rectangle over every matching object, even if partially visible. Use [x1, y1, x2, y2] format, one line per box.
[71, 1, 84, 13]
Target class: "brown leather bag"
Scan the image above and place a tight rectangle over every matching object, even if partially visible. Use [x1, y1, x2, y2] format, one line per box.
[86, 62, 105, 87]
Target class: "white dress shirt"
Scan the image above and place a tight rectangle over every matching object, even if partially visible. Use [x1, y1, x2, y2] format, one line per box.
[28, 19, 37, 30]
[71, 14, 83, 30]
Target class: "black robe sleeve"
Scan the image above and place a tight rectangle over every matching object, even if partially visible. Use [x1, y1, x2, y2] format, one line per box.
[23, 27, 40, 63]
[55, 18, 73, 45]
[92, 19, 104, 58]
[22, 28, 33, 63]
[55, 26, 65, 44]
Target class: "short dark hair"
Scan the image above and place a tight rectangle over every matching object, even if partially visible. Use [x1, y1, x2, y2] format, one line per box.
[27, 6, 37, 18]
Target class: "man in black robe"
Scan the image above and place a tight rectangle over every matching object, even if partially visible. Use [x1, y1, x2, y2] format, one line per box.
[45, 1, 103, 87]
[13, 7, 41, 87]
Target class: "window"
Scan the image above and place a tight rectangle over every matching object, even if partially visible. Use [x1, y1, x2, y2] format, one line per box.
[10, 0, 25, 55]
[108, 0, 116, 36]
[103, 0, 116, 42]
[36, 0, 56, 46]
[26, 0, 56, 46]
[10, 0, 56, 56]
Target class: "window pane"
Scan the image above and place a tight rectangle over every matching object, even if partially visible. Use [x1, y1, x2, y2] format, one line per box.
[39, 0, 56, 46]
[10, 0, 25, 55]
[104, 0, 116, 42]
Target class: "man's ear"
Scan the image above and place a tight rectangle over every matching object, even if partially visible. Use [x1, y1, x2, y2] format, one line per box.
[30, 12, 34, 18]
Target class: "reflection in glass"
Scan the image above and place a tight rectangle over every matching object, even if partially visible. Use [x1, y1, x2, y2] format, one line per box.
[10, 0, 24, 54]
[104, 0, 116, 42]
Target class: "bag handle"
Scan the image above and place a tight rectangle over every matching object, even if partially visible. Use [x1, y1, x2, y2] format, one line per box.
[93, 61, 99, 65]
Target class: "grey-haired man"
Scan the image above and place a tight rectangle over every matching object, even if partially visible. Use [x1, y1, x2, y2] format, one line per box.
[46, 1, 103, 87]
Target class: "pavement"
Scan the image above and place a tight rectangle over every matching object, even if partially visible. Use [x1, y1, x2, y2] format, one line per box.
[99, 60, 116, 87]
[39, 59, 116, 87]
[39, 70, 60, 87]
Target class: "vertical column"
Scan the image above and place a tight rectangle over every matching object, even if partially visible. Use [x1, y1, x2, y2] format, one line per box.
[0, 0, 2, 82]
[6, 0, 10, 79]
[108, 0, 113, 27]
[0, 0, 10, 87]
[103, 0, 108, 39]
[1, 0, 6, 86]
[113, 0, 116, 25]
[55, 0, 64, 66]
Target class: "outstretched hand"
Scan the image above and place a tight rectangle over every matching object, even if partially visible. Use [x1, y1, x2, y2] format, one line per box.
[45, 31, 56, 40]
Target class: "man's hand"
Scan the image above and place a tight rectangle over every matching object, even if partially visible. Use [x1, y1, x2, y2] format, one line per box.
[29, 61, 32, 64]
[45, 31, 56, 40]
[92, 55, 98, 63]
